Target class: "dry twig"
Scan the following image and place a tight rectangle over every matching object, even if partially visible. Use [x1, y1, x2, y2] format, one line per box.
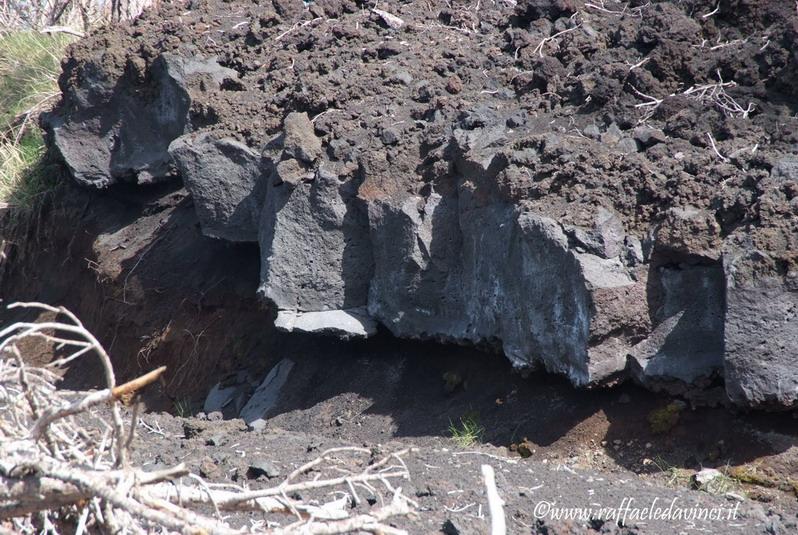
[481, 465, 506, 535]
[0, 302, 416, 533]
[629, 70, 754, 122]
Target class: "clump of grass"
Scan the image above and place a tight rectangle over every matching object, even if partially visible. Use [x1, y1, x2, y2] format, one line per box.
[651, 456, 692, 487]
[697, 471, 740, 496]
[0, 31, 72, 130]
[448, 412, 484, 448]
[647, 400, 686, 434]
[0, 130, 57, 209]
[0, 31, 72, 210]
[173, 398, 193, 418]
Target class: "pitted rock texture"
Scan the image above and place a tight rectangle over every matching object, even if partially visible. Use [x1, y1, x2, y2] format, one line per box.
[45, 0, 798, 407]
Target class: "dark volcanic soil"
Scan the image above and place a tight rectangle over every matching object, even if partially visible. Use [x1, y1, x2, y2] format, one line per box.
[2, 181, 798, 533]
[57, 0, 798, 246]
[41, 0, 798, 408]
[2, 0, 798, 532]
[120, 408, 793, 534]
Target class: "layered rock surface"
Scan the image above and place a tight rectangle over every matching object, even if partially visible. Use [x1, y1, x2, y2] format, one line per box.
[44, 0, 798, 407]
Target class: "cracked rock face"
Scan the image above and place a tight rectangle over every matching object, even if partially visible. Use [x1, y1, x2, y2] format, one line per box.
[44, 0, 798, 407]
[46, 53, 236, 187]
[169, 134, 265, 242]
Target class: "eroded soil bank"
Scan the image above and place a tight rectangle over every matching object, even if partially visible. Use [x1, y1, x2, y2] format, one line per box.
[1, 182, 797, 533]
[41, 0, 798, 408]
[1, 0, 798, 531]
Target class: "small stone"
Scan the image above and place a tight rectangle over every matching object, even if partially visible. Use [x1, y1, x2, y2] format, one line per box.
[248, 419, 267, 432]
[771, 158, 798, 181]
[415, 485, 435, 497]
[334, 416, 344, 427]
[583, 124, 600, 139]
[247, 459, 281, 480]
[506, 111, 527, 128]
[381, 128, 399, 145]
[446, 75, 463, 94]
[600, 123, 622, 144]
[442, 519, 462, 535]
[283, 112, 322, 163]
[372, 8, 404, 30]
[182, 420, 210, 439]
[207, 411, 223, 421]
[206, 434, 225, 446]
[693, 468, 723, 489]
[633, 126, 666, 147]
[516, 439, 534, 458]
[198, 456, 222, 479]
[601, 131, 620, 145]
[413, 81, 435, 103]
[275, 158, 312, 186]
[617, 137, 639, 154]
[389, 68, 413, 85]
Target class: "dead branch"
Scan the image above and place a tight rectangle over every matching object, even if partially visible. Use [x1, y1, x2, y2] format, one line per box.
[584, 0, 648, 17]
[706, 132, 728, 162]
[40, 25, 85, 37]
[531, 22, 581, 57]
[481, 465, 506, 535]
[0, 302, 416, 533]
[630, 70, 754, 123]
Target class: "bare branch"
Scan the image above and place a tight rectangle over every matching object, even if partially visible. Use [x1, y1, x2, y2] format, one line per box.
[0, 302, 417, 533]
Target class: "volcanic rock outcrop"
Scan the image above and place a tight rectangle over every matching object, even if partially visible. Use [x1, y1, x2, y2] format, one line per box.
[44, 0, 798, 407]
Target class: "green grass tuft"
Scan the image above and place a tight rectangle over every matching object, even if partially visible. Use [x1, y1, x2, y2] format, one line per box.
[0, 31, 73, 209]
[0, 130, 57, 209]
[448, 412, 484, 448]
[173, 398, 193, 418]
[0, 31, 72, 129]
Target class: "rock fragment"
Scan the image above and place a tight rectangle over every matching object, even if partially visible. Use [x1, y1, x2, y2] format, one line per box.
[239, 359, 295, 431]
[283, 112, 322, 163]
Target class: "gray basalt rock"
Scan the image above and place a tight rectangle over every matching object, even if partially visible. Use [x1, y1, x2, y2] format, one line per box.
[723, 250, 798, 407]
[275, 308, 377, 338]
[169, 133, 266, 242]
[256, 117, 374, 337]
[45, 0, 798, 408]
[44, 53, 236, 188]
[628, 264, 725, 388]
[362, 126, 649, 385]
[240, 358, 295, 431]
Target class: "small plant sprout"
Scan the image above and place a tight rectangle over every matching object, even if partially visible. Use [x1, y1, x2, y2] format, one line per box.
[448, 412, 485, 447]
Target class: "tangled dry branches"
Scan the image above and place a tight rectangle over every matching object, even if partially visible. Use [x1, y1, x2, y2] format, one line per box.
[0, 303, 416, 534]
[630, 70, 755, 123]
